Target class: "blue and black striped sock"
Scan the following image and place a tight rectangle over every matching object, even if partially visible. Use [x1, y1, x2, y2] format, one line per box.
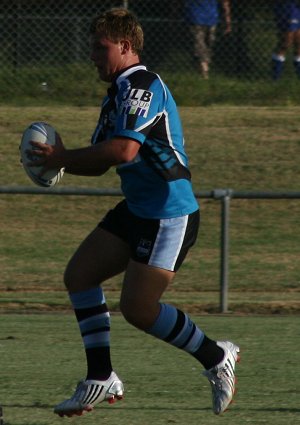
[147, 303, 223, 369]
[69, 287, 112, 380]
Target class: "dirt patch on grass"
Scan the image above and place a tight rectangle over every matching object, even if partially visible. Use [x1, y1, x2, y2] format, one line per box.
[0, 290, 300, 315]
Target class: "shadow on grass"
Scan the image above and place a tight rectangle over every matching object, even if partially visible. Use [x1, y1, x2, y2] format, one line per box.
[1, 402, 211, 412]
[248, 407, 300, 413]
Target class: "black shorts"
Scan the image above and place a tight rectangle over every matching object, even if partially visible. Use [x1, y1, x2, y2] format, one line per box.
[98, 200, 200, 272]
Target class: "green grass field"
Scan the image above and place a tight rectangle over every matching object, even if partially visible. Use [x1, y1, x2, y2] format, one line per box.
[0, 105, 300, 424]
[1, 69, 300, 107]
[0, 314, 299, 425]
[0, 105, 299, 313]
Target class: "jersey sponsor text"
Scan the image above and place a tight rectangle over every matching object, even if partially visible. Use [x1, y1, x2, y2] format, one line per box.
[121, 88, 153, 117]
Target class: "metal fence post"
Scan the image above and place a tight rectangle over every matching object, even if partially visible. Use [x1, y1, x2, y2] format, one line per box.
[213, 189, 232, 313]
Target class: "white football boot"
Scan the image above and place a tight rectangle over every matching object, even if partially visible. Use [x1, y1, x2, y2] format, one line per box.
[203, 341, 240, 415]
[54, 371, 124, 417]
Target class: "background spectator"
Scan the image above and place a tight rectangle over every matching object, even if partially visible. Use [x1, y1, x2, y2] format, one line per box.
[185, 0, 231, 79]
[272, 0, 300, 80]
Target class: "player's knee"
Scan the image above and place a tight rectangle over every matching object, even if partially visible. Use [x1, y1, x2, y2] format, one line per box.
[119, 298, 136, 324]
[63, 266, 74, 290]
[63, 263, 83, 291]
[119, 299, 148, 330]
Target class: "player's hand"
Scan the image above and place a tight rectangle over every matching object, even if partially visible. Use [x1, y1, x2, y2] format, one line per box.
[26, 133, 65, 173]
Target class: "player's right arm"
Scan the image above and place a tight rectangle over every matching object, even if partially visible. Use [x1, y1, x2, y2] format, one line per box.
[27, 133, 141, 177]
[63, 137, 140, 176]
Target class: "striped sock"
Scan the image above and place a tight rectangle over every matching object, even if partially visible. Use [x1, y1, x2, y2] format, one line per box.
[69, 287, 112, 380]
[147, 303, 223, 369]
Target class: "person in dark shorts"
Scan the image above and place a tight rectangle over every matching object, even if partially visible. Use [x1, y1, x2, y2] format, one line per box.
[272, 0, 300, 79]
[27, 7, 239, 418]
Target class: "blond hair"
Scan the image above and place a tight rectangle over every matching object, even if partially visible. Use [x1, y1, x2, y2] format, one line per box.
[90, 8, 144, 55]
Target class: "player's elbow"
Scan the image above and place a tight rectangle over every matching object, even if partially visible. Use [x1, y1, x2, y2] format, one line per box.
[115, 138, 141, 164]
[118, 149, 138, 163]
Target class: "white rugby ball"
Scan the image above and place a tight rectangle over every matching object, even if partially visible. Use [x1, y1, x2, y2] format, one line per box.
[20, 121, 64, 187]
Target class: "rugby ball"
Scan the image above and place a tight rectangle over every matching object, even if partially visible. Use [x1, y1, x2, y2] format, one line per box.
[20, 121, 64, 187]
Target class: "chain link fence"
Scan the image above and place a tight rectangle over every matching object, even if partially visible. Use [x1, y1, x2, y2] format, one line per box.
[0, 0, 299, 103]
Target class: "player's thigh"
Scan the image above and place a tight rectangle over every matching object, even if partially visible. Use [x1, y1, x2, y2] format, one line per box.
[120, 260, 175, 329]
[64, 226, 130, 291]
[119, 210, 199, 328]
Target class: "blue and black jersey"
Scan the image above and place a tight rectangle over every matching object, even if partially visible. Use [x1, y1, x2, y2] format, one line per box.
[91, 64, 199, 219]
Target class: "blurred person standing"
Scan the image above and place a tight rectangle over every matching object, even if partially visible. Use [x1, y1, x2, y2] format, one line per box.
[272, 0, 300, 80]
[185, 0, 231, 79]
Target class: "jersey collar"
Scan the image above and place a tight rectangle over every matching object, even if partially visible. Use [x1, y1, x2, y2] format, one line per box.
[108, 64, 147, 98]
[112, 64, 147, 84]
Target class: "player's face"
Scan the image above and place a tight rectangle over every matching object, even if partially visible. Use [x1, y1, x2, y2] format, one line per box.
[90, 35, 124, 82]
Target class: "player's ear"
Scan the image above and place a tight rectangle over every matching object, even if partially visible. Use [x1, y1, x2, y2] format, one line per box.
[120, 39, 131, 54]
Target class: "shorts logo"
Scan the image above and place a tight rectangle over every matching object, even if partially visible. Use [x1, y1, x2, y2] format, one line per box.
[121, 89, 153, 118]
[136, 238, 152, 257]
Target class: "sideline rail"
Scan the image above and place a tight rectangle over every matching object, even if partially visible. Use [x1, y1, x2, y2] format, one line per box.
[2, 186, 300, 313]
